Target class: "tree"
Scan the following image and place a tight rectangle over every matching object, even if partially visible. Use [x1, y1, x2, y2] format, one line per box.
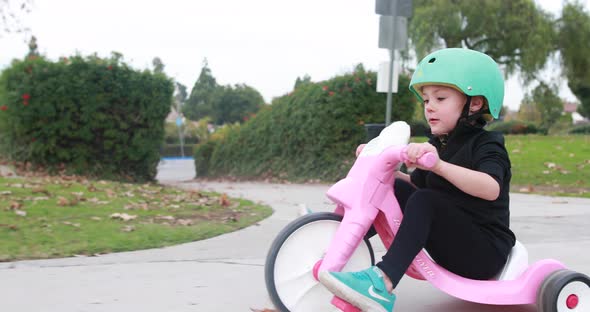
[152, 57, 165, 74]
[209, 84, 264, 124]
[531, 82, 563, 130]
[183, 60, 264, 124]
[183, 59, 218, 120]
[499, 105, 510, 121]
[410, 0, 556, 80]
[517, 94, 541, 124]
[294, 74, 312, 89]
[0, 0, 32, 36]
[26, 34, 38, 57]
[174, 82, 187, 111]
[558, 1, 590, 117]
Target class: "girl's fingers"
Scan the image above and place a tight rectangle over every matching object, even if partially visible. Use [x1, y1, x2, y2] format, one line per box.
[356, 144, 366, 157]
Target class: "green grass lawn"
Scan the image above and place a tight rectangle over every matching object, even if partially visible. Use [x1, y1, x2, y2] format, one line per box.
[0, 176, 272, 261]
[412, 134, 589, 197]
[506, 135, 589, 197]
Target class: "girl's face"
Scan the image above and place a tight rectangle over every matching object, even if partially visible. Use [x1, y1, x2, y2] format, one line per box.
[421, 85, 467, 135]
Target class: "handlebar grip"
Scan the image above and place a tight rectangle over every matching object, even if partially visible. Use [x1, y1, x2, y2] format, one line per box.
[401, 148, 438, 169]
[417, 152, 438, 169]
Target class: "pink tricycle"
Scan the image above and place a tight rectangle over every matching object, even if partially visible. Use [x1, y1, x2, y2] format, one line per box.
[265, 121, 590, 312]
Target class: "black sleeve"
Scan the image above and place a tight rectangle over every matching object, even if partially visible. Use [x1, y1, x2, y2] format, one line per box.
[409, 136, 438, 189]
[472, 133, 510, 188]
[410, 168, 426, 188]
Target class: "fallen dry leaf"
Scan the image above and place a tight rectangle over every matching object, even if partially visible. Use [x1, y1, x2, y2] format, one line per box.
[57, 196, 78, 206]
[9, 201, 23, 210]
[176, 219, 193, 226]
[121, 225, 135, 232]
[32, 187, 50, 196]
[110, 213, 137, 221]
[63, 221, 80, 228]
[1, 191, 13, 195]
[0, 224, 18, 230]
[220, 194, 230, 207]
[105, 189, 116, 198]
[519, 185, 535, 193]
[544, 162, 556, 169]
[156, 215, 175, 221]
[88, 197, 109, 205]
[14, 209, 26, 217]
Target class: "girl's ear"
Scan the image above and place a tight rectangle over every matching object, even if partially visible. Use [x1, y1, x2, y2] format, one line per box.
[470, 96, 485, 113]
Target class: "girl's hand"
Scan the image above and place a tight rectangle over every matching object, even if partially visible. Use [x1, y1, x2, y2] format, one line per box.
[404, 142, 440, 171]
[356, 144, 366, 157]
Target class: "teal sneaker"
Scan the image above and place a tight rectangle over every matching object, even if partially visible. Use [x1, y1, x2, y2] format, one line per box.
[319, 266, 396, 312]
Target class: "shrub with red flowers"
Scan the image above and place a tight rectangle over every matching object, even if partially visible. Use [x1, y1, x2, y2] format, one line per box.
[194, 64, 416, 182]
[0, 53, 173, 182]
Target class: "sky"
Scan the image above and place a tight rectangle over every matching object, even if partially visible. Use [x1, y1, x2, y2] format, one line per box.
[1, 0, 589, 111]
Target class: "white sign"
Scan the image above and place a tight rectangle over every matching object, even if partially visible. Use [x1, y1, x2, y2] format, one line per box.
[377, 60, 400, 93]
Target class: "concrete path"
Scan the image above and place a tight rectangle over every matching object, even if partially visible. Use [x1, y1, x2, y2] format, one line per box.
[1, 160, 589, 311]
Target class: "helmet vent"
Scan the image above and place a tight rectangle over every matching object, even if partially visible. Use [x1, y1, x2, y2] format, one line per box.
[428, 58, 436, 63]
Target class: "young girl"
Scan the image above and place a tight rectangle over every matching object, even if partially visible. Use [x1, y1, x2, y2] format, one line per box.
[319, 48, 516, 312]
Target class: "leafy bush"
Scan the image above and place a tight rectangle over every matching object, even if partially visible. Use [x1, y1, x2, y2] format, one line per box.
[163, 117, 212, 145]
[160, 144, 196, 158]
[164, 122, 199, 144]
[569, 123, 590, 134]
[194, 65, 417, 182]
[486, 120, 543, 135]
[0, 54, 173, 181]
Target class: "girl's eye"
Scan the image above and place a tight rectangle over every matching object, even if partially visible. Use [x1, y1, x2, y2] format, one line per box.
[423, 99, 429, 104]
[437, 97, 445, 101]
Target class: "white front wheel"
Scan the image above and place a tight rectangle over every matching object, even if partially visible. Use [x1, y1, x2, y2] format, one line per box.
[265, 212, 375, 312]
[537, 269, 590, 312]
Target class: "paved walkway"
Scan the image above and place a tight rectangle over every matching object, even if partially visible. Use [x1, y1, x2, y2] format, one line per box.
[1, 160, 589, 311]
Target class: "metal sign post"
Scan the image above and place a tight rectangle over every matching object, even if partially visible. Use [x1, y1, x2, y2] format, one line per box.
[375, 0, 412, 125]
[176, 115, 185, 157]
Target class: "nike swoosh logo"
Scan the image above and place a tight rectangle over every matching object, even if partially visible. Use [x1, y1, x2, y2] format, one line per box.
[368, 285, 390, 302]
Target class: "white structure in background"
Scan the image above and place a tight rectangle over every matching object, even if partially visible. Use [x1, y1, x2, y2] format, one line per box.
[564, 102, 588, 125]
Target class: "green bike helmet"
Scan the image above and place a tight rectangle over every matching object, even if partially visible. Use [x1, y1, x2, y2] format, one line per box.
[409, 48, 504, 119]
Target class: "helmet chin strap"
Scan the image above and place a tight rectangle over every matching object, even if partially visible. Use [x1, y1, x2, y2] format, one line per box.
[439, 96, 472, 135]
[458, 96, 487, 128]
[458, 96, 473, 124]
[436, 95, 485, 146]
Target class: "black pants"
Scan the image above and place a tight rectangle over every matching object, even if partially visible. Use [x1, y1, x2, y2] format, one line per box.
[375, 179, 507, 289]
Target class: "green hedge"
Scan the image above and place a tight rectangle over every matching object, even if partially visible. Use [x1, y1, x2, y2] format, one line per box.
[0, 54, 173, 181]
[194, 66, 416, 182]
[160, 144, 196, 158]
[486, 120, 545, 135]
[569, 123, 590, 134]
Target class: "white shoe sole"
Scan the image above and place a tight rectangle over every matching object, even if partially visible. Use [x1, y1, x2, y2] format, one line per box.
[318, 271, 389, 312]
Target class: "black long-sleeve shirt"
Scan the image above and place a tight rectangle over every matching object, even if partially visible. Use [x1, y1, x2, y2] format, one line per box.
[411, 123, 516, 257]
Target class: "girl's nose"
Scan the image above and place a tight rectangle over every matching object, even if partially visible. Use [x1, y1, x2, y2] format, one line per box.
[425, 102, 435, 112]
